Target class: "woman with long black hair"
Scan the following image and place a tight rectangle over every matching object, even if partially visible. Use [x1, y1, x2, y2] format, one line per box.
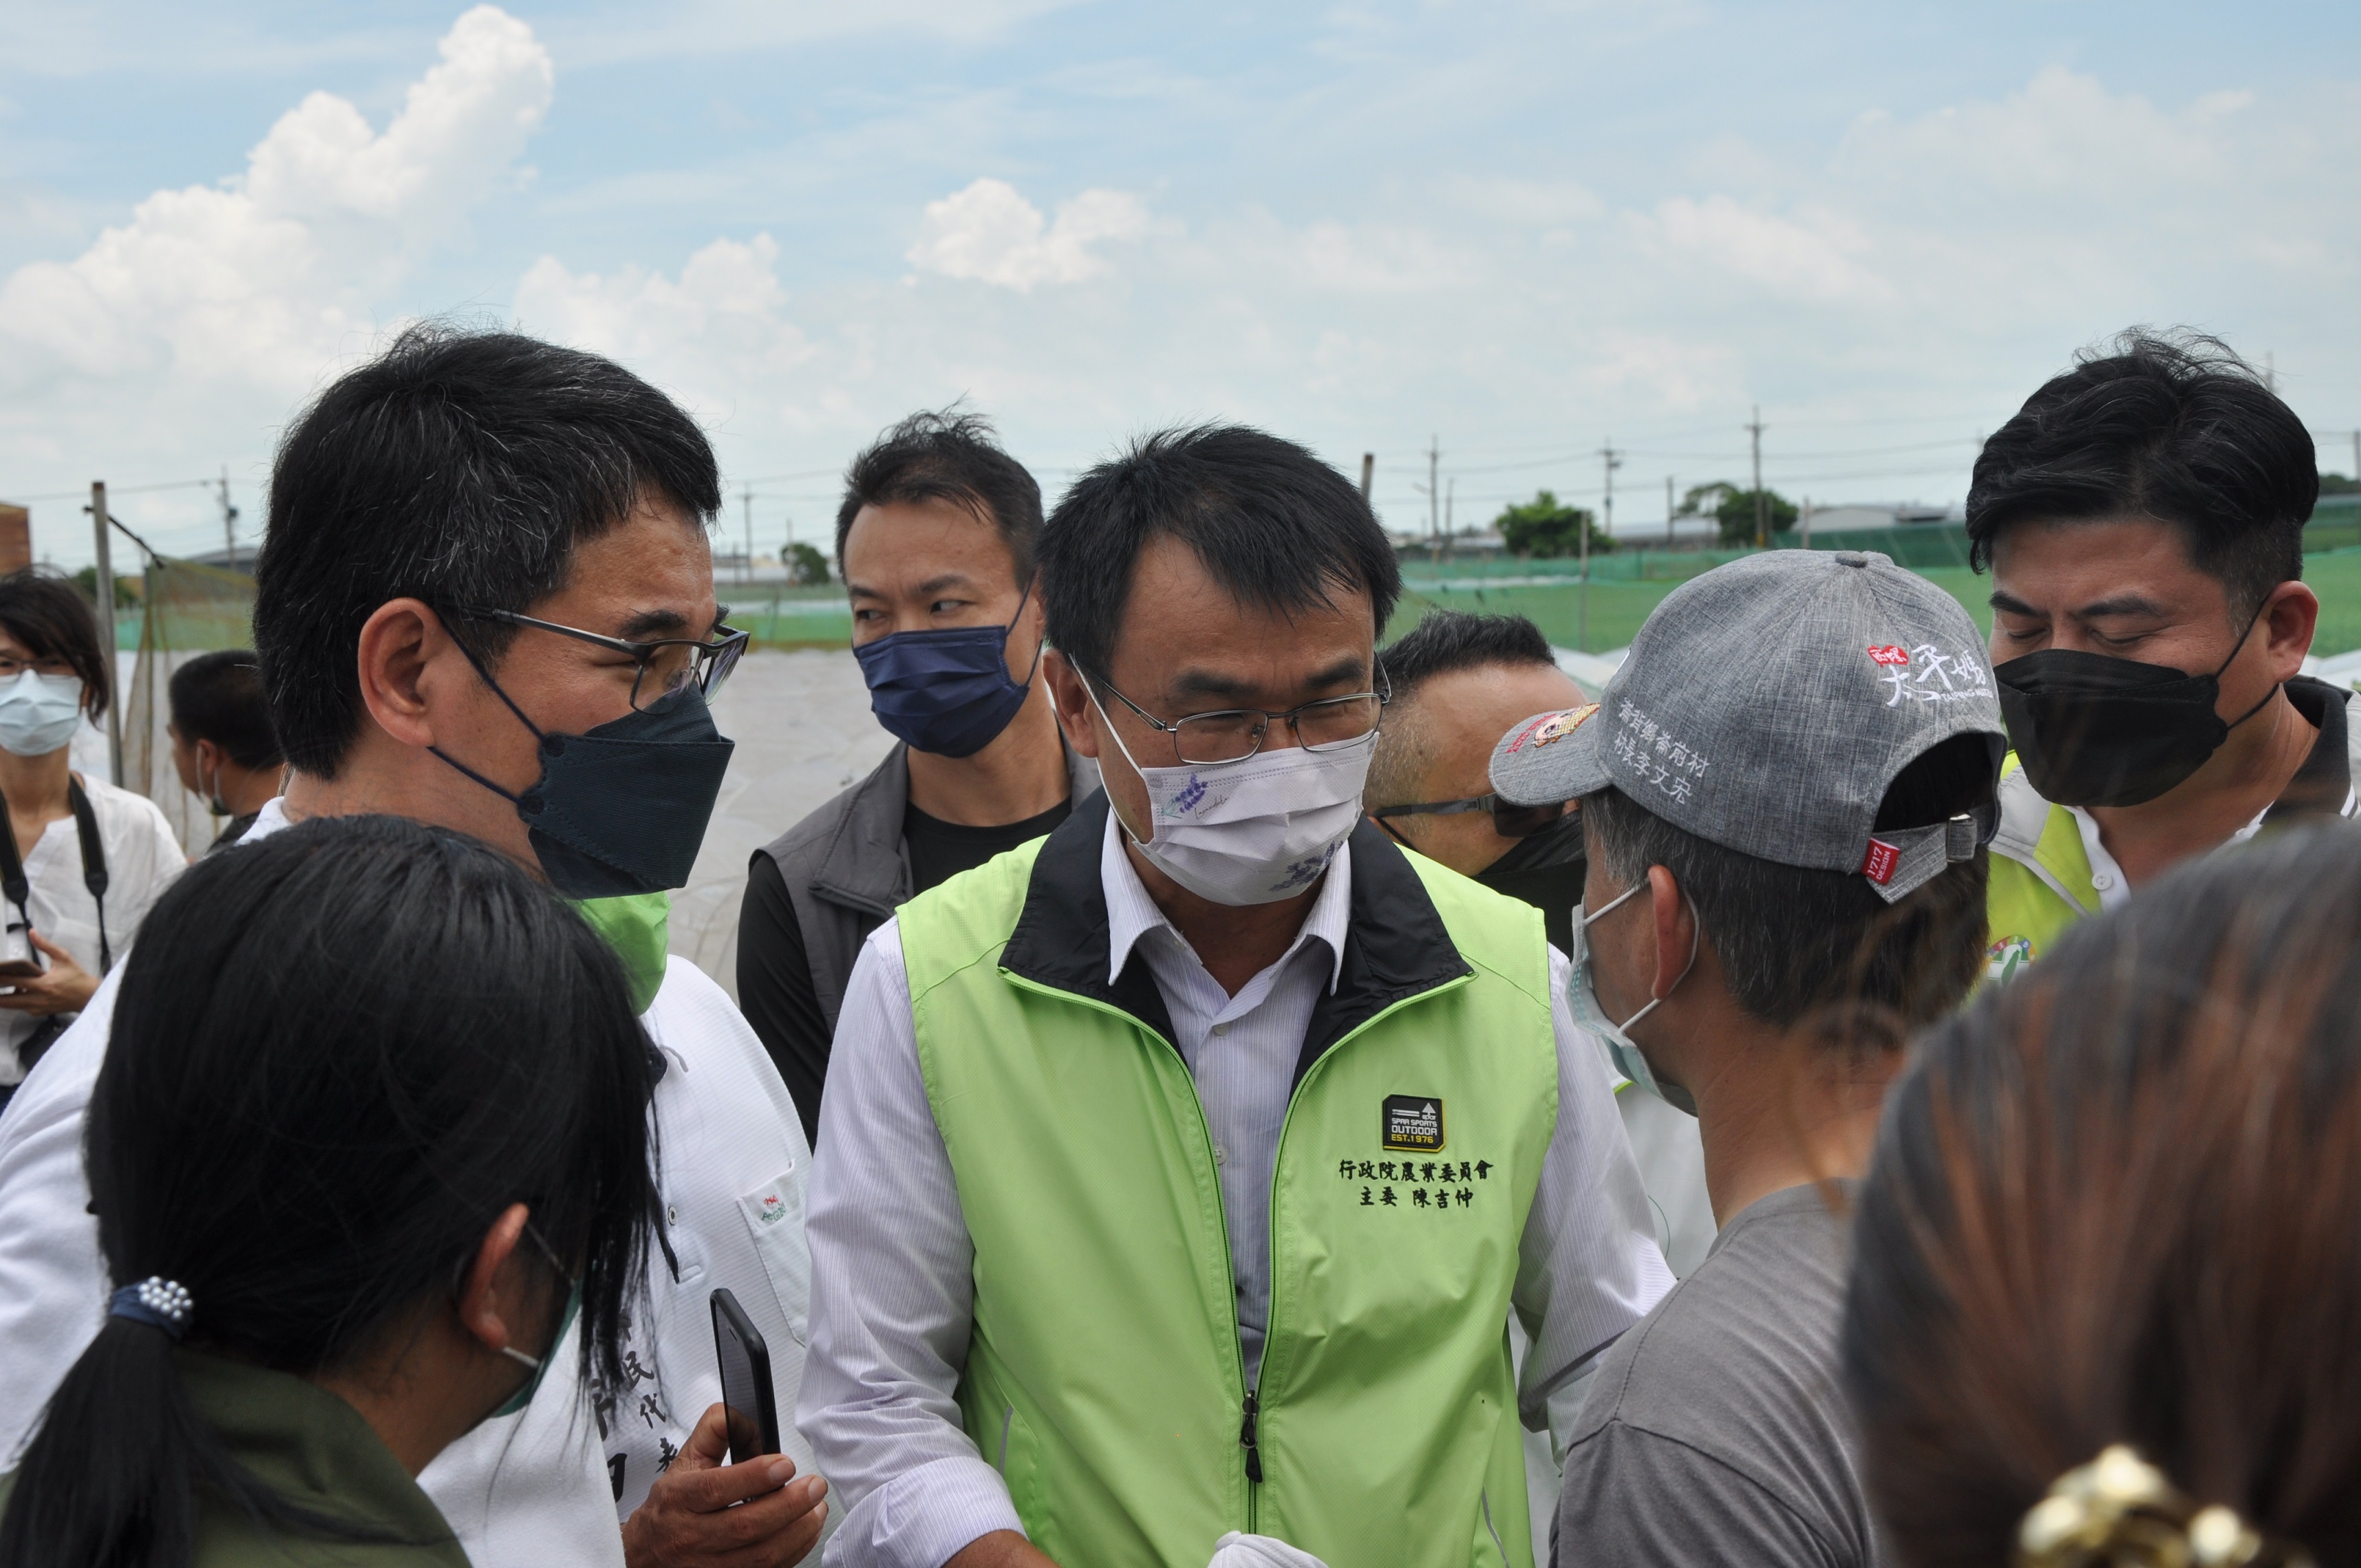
[0, 813, 664, 1567]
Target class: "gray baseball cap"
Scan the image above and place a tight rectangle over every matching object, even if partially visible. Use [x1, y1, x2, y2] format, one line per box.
[1488, 550, 2005, 903]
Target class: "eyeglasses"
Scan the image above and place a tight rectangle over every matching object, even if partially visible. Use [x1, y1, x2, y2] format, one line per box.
[451, 607, 750, 711]
[1089, 667, 1389, 766]
[1373, 793, 1574, 838]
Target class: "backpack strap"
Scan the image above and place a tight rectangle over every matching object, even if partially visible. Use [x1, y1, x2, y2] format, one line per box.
[0, 782, 29, 938]
[65, 778, 109, 975]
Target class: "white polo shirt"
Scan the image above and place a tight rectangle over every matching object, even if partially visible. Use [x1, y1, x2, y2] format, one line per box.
[0, 799, 819, 1565]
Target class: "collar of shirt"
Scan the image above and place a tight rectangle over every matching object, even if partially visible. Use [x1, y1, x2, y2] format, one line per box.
[1098, 799, 1352, 999]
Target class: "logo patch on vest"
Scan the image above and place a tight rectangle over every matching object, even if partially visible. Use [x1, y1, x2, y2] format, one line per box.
[1381, 1095, 1445, 1152]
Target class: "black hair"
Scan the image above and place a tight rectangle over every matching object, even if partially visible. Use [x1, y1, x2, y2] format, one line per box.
[1965, 330, 2316, 619]
[1846, 824, 2361, 1567]
[1584, 731, 2000, 1030]
[166, 650, 280, 771]
[1377, 610, 1555, 694]
[0, 568, 110, 720]
[1040, 425, 1402, 681]
[254, 324, 720, 780]
[0, 815, 661, 1568]
[1367, 611, 1560, 810]
[833, 408, 1043, 589]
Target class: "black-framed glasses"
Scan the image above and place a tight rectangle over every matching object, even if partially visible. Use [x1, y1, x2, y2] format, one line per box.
[452, 606, 750, 711]
[1089, 667, 1389, 766]
[1373, 793, 1574, 838]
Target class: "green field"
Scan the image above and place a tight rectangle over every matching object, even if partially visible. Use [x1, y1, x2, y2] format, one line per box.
[1384, 546, 2361, 658]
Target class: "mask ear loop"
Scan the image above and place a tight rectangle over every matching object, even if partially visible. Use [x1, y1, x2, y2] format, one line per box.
[428, 616, 553, 807]
[2211, 597, 2285, 733]
[1008, 575, 1047, 689]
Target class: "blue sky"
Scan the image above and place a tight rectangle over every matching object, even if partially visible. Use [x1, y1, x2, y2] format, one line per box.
[2, 1, 2357, 564]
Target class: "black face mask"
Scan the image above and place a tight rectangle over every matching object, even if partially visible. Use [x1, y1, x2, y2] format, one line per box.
[434, 669, 737, 899]
[1994, 609, 2274, 808]
[1473, 810, 1587, 954]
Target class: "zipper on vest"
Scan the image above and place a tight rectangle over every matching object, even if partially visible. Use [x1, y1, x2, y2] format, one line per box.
[1239, 1390, 1263, 1484]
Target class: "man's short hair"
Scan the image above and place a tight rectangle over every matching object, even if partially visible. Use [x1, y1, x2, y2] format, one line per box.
[1040, 425, 1401, 683]
[255, 325, 720, 779]
[1378, 610, 1555, 693]
[1966, 330, 2316, 618]
[1585, 732, 1998, 1031]
[0, 570, 110, 720]
[169, 650, 281, 771]
[1367, 611, 1556, 809]
[833, 409, 1043, 590]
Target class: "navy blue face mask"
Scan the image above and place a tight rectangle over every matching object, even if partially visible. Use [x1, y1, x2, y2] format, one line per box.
[434, 655, 737, 899]
[853, 581, 1043, 759]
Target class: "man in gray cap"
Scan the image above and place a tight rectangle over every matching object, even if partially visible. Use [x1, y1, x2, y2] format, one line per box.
[1493, 550, 2003, 1568]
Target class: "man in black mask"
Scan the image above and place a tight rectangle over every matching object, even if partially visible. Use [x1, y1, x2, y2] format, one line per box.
[739, 411, 1096, 1147]
[1365, 611, 1590, 945]
[1976, 330, 2358, 979]
[1366, 612, 1714, 1287]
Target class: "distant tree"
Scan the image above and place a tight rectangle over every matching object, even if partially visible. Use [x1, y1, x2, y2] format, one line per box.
[1495, 490, 1612, 558]
[1711, 487, 1799, 547]
[785, 541, 832, 586]
[70, 566, 138, 608]
[2322, 473, 2360, 496]
[1677, 482, 1737, 519]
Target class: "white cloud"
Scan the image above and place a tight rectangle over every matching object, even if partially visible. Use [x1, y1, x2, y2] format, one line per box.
[1629, 194, 1891, 304]
[515, 235, 815, 424]
[0, 6, 548, 420]
[906, 178, 1149, 290]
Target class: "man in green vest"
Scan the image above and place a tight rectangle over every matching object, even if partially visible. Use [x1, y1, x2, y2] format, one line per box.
[1973, 330, 2358, 980]
[798, 426, 1674, 1568]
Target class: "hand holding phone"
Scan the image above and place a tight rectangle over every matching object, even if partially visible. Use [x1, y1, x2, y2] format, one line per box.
[709, 1286, 782, 1465]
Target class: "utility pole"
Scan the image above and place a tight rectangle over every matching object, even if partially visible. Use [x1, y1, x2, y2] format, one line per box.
[87, 482, 121, 784]
[740, 485, 755, 589]
[217, 467, 240, 569]
[1747, 405, 1767, 548]
[2351, 429, 2358, 488]
[1427, 436, 1440, 546]
[1802, 495, 1814, 549]
[1359, 453, 1374, 502]
[1666, 475, 1676, 546]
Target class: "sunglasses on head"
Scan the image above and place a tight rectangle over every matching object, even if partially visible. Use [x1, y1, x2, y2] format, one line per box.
[1372, 793, 1574, 838]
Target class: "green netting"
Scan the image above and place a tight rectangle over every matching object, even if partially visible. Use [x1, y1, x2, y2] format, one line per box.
[122, 557, 258, 855]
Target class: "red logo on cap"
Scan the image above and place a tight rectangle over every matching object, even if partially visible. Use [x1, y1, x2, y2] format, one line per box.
[1867, 645, 1910, 666]
[1860, 838, 1901, 884]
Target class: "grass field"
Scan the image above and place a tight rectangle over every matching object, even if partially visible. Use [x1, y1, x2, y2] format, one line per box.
[1383, 546, 2361, 659]
[720, 544, 2361, 665]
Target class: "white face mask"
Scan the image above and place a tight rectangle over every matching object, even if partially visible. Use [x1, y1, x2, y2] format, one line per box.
[1568, 879, 1701, 1115]
[0, 670, 85, 758]
[1090, 685, 1374, 906]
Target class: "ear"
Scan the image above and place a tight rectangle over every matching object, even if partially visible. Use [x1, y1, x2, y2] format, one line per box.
[1646, 863, 1695, 1001]
[455, 1201, 533, 1357]
[2261, 579, 2319, 680]
[1040, 648, 1100, 758]
[355, 598, 456, 751]
[193, 737, 223, 777]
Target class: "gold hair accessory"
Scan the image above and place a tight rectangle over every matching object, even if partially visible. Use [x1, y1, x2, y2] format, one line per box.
[2014, 1446, 2313, 1568]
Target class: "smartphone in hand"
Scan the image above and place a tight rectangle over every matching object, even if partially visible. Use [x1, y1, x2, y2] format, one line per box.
[709, 1287, 782, 1465]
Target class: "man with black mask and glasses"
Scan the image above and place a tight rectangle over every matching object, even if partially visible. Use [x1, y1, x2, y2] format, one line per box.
[0, 328, 829, 1568]
[800, 427, 1670, 1568]
[1972, 331, 2359, 981]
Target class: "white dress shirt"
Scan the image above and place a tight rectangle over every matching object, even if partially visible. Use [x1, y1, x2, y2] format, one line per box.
[798, 808, 1673, 1568]
[0, 797, 822, 1565]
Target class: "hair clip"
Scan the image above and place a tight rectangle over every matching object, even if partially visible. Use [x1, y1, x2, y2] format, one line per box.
[2016, 1446, 2311, 1568]
[108, 1276, 194, 1341]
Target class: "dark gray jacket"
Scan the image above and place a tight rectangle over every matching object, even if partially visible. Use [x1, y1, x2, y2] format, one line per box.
[754, 740, 1100, 1034]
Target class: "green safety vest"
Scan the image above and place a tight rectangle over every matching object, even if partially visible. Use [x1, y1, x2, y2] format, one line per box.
[898, 796, 1560, 1568]
[1986, 678, 2360, 982]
